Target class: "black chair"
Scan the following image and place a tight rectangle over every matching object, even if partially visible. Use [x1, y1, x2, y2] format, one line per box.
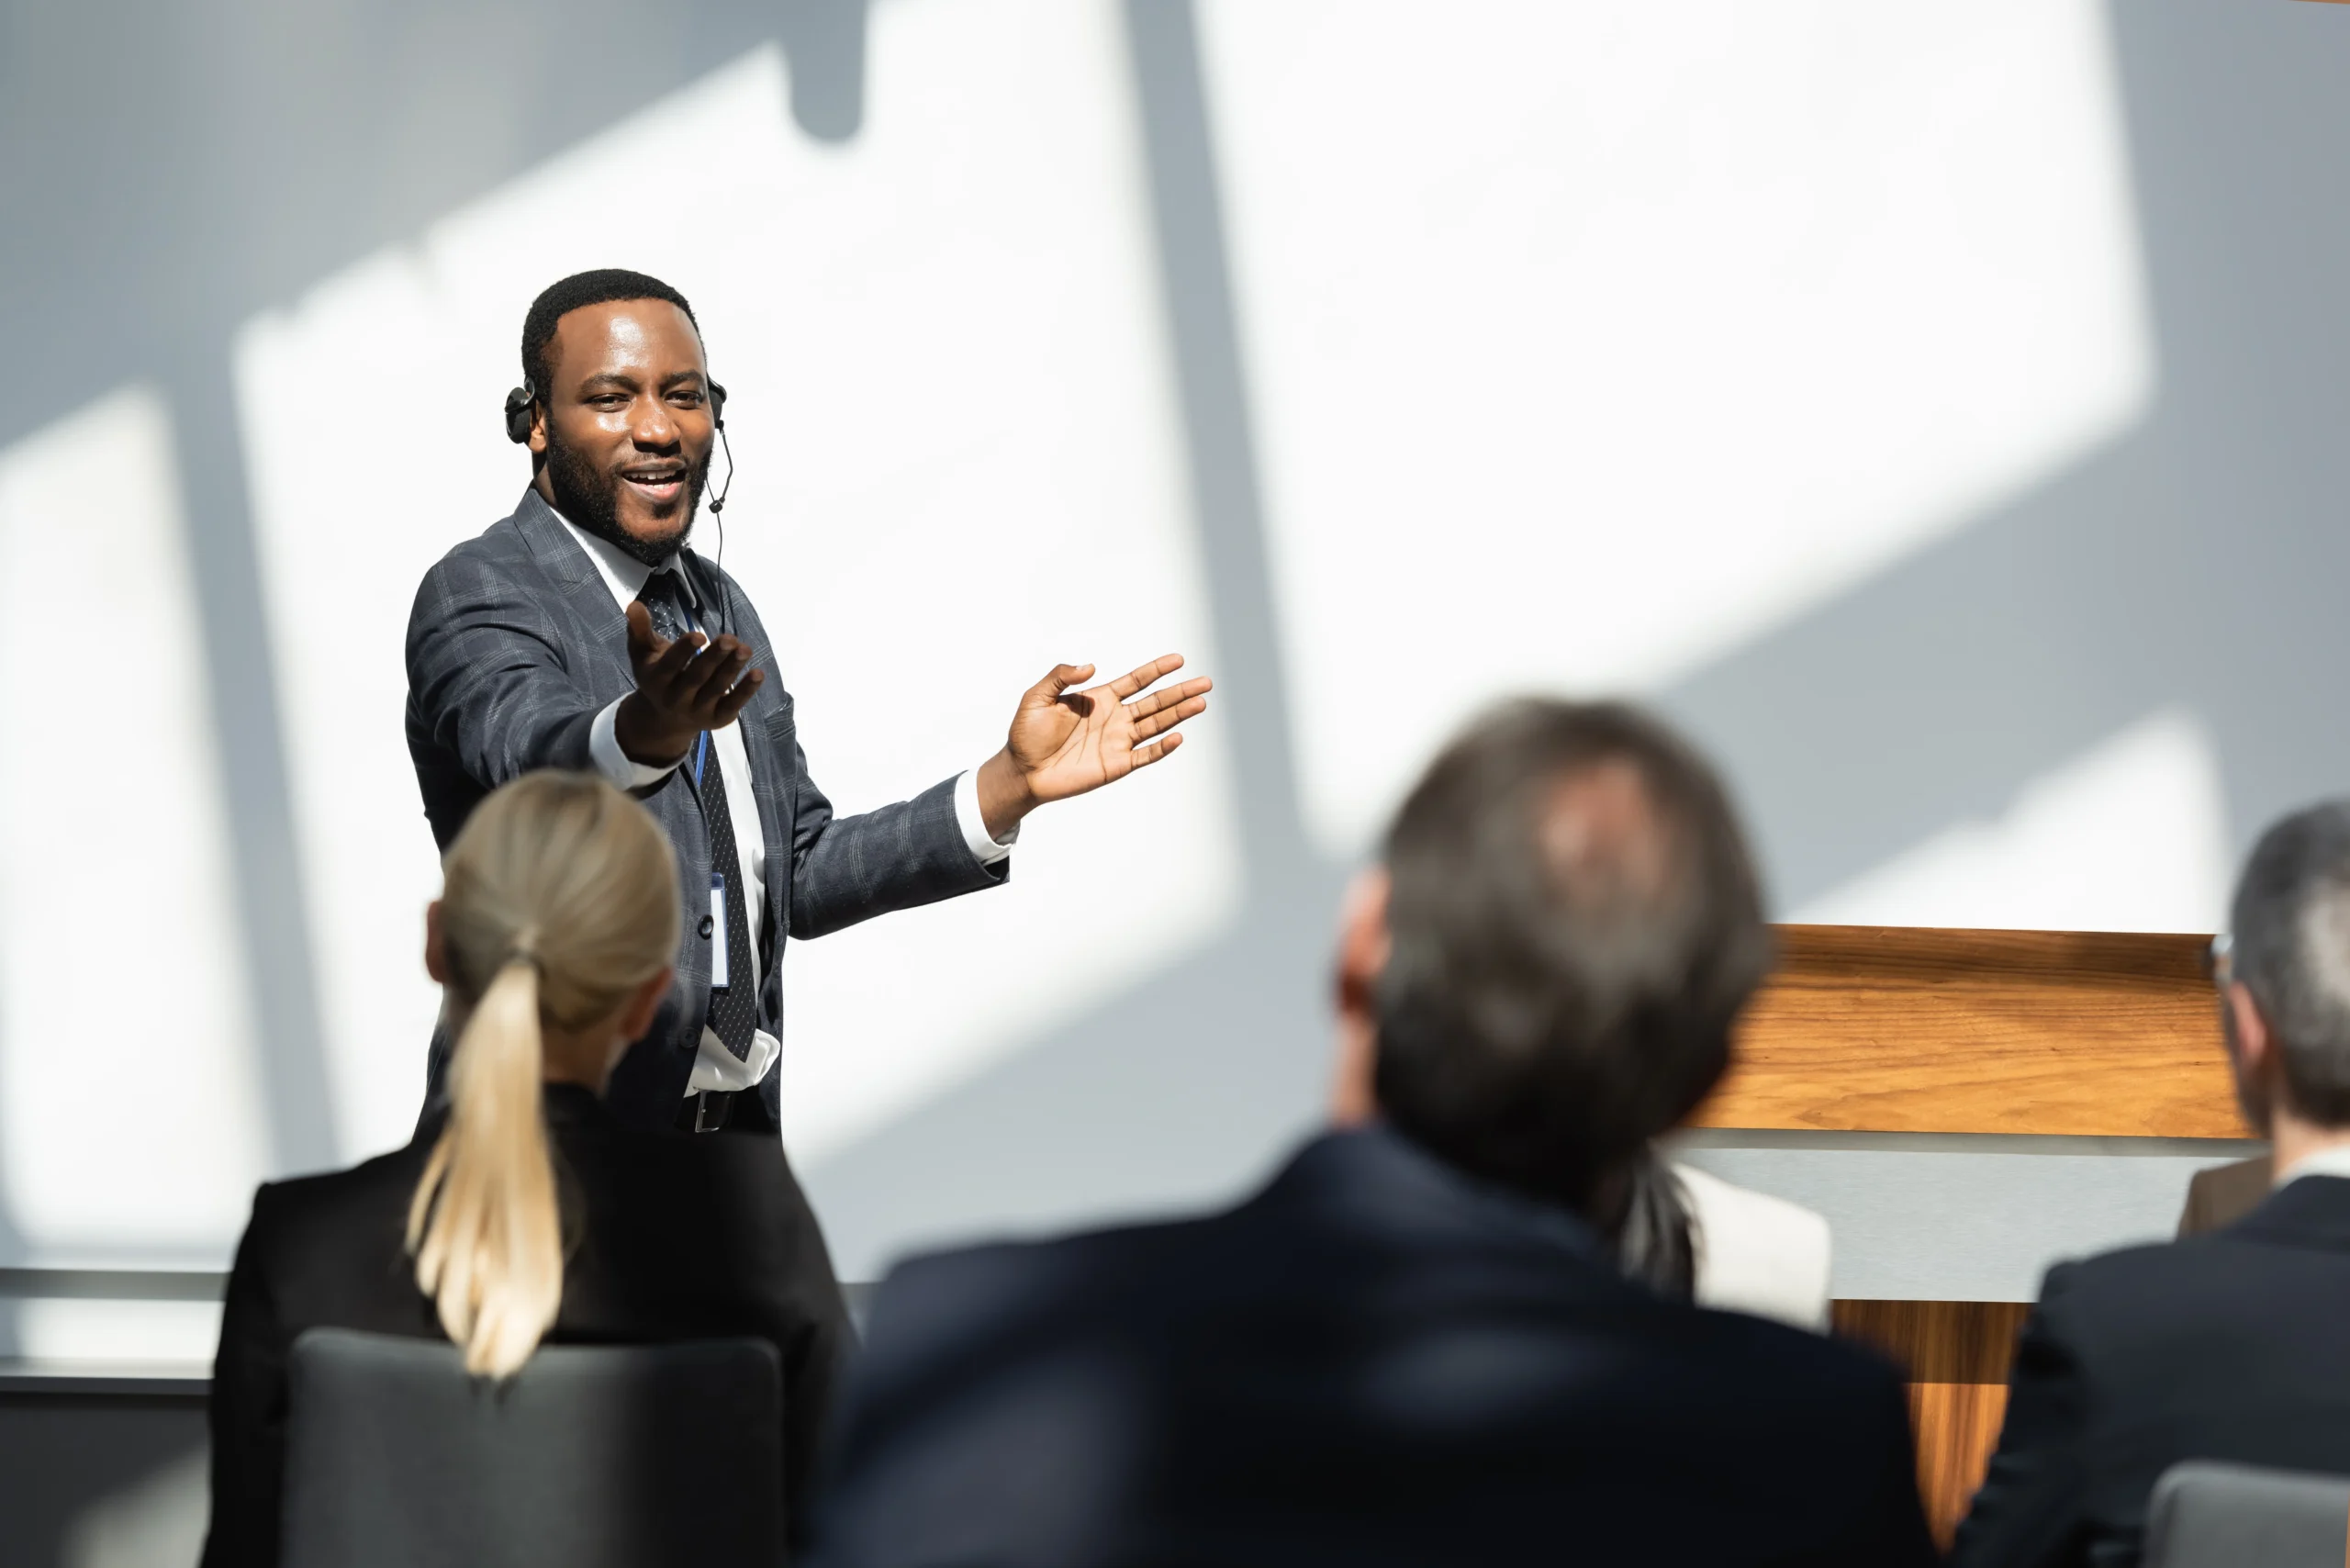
[280, 1327, 783, 1568]
[2142, 1460, 2350, 1568]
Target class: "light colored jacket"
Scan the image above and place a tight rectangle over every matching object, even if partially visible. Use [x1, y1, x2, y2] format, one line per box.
[1673, 1163, 1833, 1330]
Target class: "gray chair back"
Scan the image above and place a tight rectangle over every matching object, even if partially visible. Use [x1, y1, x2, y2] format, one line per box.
[281, 1327, 783, 1568]
[2143, 1459, 2350, 1568]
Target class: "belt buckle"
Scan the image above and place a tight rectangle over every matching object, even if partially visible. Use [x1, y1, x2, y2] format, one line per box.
[693, 1090, 728, 1134]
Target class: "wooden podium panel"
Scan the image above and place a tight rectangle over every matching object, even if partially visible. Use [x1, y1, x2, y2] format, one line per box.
[1834, 1300, 2033, 1548]
[1695, 926, 2244, 1542]
[1696, 925, 2241, 1138]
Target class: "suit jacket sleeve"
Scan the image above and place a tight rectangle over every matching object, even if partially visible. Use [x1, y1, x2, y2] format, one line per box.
[1950, 1263, 2093, 1568]
[407, 552, 599, 789]
[782, 732, 1005, 941]
[199, 1185, 290, 1568]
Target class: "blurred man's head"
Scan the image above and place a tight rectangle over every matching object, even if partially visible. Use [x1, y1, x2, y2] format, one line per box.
[2221, 801, 2350, 1137]
[1332, 700, 1772, 1215]
[518, 268, 717, 568]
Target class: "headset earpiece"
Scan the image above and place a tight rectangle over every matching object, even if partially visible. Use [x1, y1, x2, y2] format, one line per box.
[503, 380, 537, 445]
[709, 380, 728, 430]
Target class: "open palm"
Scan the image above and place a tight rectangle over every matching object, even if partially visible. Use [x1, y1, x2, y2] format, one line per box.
[1007, 654, 1212, 804]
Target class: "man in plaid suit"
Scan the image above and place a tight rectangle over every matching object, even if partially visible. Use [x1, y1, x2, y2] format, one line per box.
[406, 268, 1210, 1136]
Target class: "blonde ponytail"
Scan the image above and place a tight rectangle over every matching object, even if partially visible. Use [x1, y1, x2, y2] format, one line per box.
[406, 775, 679, 1379]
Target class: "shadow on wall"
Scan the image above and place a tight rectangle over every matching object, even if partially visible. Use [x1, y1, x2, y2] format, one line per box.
[1659, 0, 2350, 909]
[804, 0, 2350, 1271]
[0, 0, 878, 1339]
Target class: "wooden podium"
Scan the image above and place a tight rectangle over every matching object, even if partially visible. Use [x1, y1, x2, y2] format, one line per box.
[1704, 925, 2241, 1542]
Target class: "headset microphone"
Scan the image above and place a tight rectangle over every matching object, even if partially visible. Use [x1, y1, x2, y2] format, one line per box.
[705, 381, 735, 638]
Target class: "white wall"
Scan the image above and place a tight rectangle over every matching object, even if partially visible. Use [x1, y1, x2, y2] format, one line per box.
[9, 0, 2350, 1305]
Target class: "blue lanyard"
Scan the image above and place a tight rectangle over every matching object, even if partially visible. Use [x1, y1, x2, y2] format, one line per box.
[694, 730, 710, 788]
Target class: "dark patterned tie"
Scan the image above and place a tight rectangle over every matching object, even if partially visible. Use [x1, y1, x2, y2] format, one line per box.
[636, 569, 758, 1062]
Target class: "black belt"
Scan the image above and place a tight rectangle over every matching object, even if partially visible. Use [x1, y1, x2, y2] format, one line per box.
[677, 1090, 738, 1134]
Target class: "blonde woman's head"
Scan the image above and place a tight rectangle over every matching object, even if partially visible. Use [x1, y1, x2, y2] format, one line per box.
[408, 771, 679, 1376]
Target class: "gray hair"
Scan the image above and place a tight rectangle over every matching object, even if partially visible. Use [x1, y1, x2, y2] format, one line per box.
[2232, 801, 2350, 1125]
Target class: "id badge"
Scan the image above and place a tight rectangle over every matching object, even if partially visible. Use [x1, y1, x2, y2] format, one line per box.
[710, 872, 730, 991]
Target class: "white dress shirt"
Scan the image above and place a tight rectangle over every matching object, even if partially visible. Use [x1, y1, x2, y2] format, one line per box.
[553, 513, 1014, 1096]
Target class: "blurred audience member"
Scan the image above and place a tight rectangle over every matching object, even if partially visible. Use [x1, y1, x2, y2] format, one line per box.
[201, 773, 851, 1568]
[1957, 801, 2350, 1568]
[805, 700, 1934, 1567]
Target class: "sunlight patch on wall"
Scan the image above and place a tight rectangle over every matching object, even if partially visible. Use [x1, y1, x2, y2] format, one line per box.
[1198, 0, 2155, 853]
[238, 5, 1237, 1167]
[15, 1298, 223, 1365]
[0, 387, 267, 1260]
[1792, 710, 2231, 933]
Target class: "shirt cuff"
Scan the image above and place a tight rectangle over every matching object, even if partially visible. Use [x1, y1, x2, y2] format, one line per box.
[588, 696, 684, 790]
[954, 767, 1018, 867]
[687, 1026, 780, 1094]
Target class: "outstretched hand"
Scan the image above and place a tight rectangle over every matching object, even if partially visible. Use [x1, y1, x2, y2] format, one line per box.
[974, 655, 1212, 840]
[613, 599, 767, 767]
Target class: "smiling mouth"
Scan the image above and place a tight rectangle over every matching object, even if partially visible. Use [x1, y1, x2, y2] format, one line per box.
[620, 468, 687, 500]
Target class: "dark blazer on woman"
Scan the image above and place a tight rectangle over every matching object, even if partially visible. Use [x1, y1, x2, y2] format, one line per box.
[200, 1084, 853, 1568]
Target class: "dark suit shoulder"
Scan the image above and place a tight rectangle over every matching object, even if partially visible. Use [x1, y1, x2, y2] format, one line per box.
[865, 1196, 1898, 1415]
[232, 1142, 439, 1333]
[408, 510, 545, 612]
[869, 1209, 1226, 1329]
[822, 1146, 1933, 1568]
[242, 1143, 431, 1253]
[2009, 1187, 2350, 1393]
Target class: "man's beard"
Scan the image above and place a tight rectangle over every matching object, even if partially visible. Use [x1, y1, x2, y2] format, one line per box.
[543, 431, 709, 569]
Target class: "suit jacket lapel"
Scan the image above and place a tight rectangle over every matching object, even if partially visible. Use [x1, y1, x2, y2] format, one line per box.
[509, 489, 635, 698]
[511, 491, 716, 833]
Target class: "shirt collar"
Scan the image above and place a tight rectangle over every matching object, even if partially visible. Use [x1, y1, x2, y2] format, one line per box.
[546, 505, 696, 616]
[2274, 1142, 2350, 1189]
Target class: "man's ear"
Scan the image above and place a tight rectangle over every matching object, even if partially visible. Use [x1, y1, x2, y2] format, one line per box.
[2227, 980, 2273, 1077]
[423, 900, 449, 987]
[1329, 870, 1392, 1126]
[527, 400, 550, 456]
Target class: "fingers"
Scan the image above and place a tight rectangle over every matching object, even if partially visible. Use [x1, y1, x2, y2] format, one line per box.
[1106, 653, 1186, 700]
[626, 600, 661, 661]
[709, 666, 766, 728]
[638, 627, 756, 725]
[1130, 691, 1209, 742]
[1035, 663, 1097, 700]
[1126, 676, 1213, 722]
[640, 624, 709, 693]
[1130, 731, 1184, 769]
[675, 636, 752, 712]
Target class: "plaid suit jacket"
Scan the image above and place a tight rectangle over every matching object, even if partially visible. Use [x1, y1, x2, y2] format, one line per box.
[405, 488, 1005, 1129]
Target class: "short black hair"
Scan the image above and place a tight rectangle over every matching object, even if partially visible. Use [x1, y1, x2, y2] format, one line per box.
[520, 268, 699, 398]
[2232, 801, 2350, 1124]
[1373, 699, 1771, 1215]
